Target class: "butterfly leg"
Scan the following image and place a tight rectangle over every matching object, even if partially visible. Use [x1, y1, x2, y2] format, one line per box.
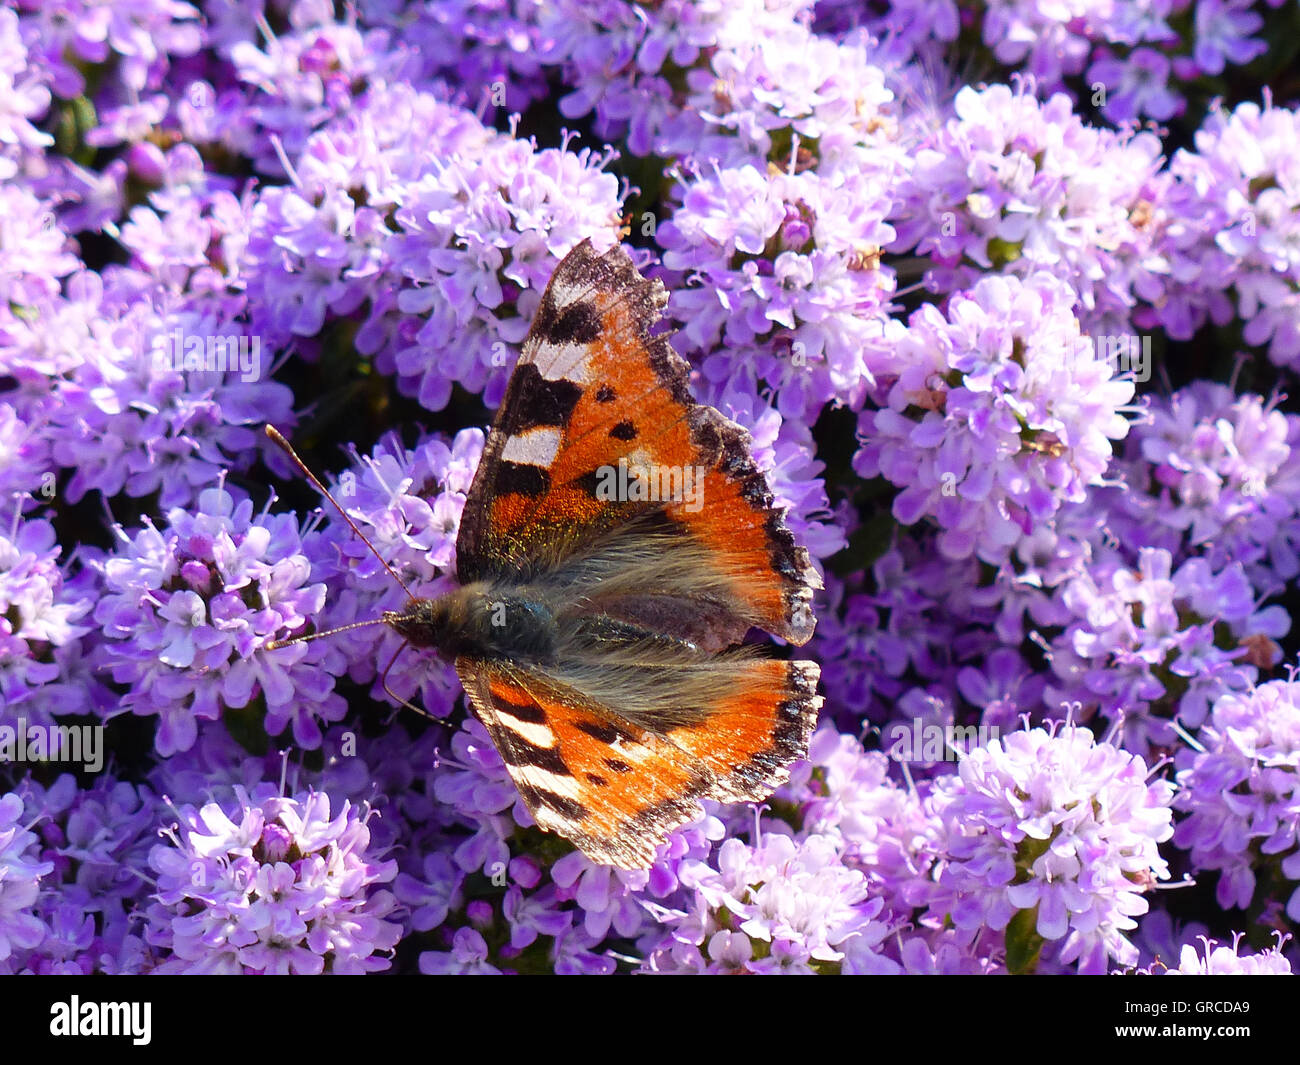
[380, 641, 450, 722]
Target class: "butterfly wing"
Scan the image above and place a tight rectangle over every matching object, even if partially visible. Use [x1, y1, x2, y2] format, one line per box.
[456, 654, 821, 869]
[455, 238, 820, 646]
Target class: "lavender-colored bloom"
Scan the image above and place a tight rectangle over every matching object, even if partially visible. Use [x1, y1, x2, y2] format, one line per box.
[551, 852, 648, 942]
[541, 0, 811, 160]
[1192, 0, 1267, 75]
[359, 0, 553, 114]
[19, 0, 201, 100]
[0, 512, 103, 725]
[792, 729, 948, 920]
[0, 185, 79, 310]
[1086, 48, 1182, 124]
[1046, 547, 1287, 751]
[94, 486, 346, 754]
[1156, 933, 1292, 975]
[659, 162, 897, 422]
[146, 788, 399, 974]
[418, 927, 501, 975]
[501, 884, 572, 950]
[0, 790, 52, 967]
[892, 83, 1168, 329]
[935, 724, 1175, 974]
[1105, 382, 1300, 582]
[12, 278, 296, 512]
[299, 428, 484, 720]
[3, 775, 158, 974]
[222, 7, 401, 174]
[1155, 99, 1300, 368]
[394, 852, 464, 934]
[1174, 678, 1300, 917]
[382, 135, 625, 411]
[0, 9, 52, 178]
[645, 832, 897, 974]
[855, 272, 1135, 563]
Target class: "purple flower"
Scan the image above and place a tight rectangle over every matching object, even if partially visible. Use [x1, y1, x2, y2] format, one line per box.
[298, 428, 484, 720]
[0, 512, 103, 723]
[1192, 0, 1267, 76]
[792, 729, 947, 920]
[892, 83, 1168, 328]
[645, 832, 897, 974]
[381, 135, 625, 411]
[1174, 678, 1300, 916]
[2, 775, 159, 974]
[418, 926, 501, 974]
[94, 486, 346, 754]
[394, 852, 464, 934]
[855, 272, 1136, 563]
[1156, 933, 1292, 975]
[660, 162, 897, 422]
[935, 724, 1175, 973]
[146, 788, 400, 973]
[1046, 547, 1286, 751]
[20, 0, 201, 98]
[1105, 382, 1300, 582]
[0, 790, 52, 968]
[1155, 99, 1300, 368]
[0, 9, 52, 178]
[1086, 48, 1182, 124]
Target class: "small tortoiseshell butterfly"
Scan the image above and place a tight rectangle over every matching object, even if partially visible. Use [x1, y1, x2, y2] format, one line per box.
[268, 239, 822, 869]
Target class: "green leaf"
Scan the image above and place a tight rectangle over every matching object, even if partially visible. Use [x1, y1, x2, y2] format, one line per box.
[1005, 906, 1046, 975]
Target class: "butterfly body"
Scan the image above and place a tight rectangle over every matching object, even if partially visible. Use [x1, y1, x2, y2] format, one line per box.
[384, 587, 560, 664]
[391, 239, 824, 868]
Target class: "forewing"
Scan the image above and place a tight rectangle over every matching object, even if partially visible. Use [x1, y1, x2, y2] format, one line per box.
[455, 239, 819, 644]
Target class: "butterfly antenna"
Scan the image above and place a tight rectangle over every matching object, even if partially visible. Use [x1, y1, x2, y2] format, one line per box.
[264, 425, 418, 604]
[264, 617, 390, 652]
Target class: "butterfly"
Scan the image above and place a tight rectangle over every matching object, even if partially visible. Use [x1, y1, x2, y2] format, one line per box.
[268, 239, 822, 869]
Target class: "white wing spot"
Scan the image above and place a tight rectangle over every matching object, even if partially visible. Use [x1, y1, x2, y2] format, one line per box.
[497, 711, 557, 749]
[500, 427, 562, 467]
[521, 766, 584, 801]
[533, 340, 595, 384]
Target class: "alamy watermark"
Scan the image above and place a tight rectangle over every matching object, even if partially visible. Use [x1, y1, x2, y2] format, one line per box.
[0, 717, 104, 772]
[150, 325, 261, 382]
[50, 997, 151, 1045]
[593, 457, 707, 513]
[1079, 333, 1151, 382]
[886, 718, 1000, 762]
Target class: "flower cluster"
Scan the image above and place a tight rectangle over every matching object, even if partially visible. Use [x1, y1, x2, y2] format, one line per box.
[0, 790, 51, 970]
[1173, 679, 1300, 918]
[293, 427, 484, 718]
[145, 788, 400, 974]
[1153, 933, 1293, 975]
[934, 725, 1175, 973]
[1045, 547, 1287, 752]
[94, 487, 346, 755]
[1154, 98, 1300, 369]
[891, 84, 1168, 331]
[2, 775, 159, 974]
[2, 0, 1299, 978]
[818, 0, 1272, 127]
[855, 272, 1136, 563]
[645, 832, 897, 974]
[0, 513, 102, 725]
[1104, 381, 1300, 582]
